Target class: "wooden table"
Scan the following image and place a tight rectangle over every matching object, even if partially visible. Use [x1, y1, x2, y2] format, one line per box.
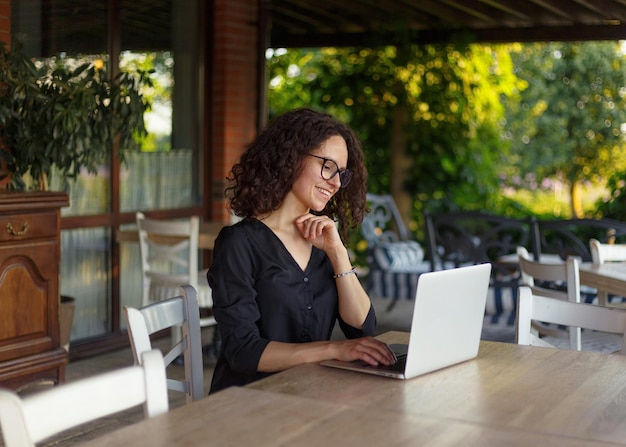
[116, 221, 225, 250]
[78, 385, 617, 447]
[579, 261, 626, 299]
[79, 332, 626, 446]
[249, 331, 626, 445]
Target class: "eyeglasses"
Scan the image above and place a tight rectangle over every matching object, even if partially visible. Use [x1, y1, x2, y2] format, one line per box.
[308, 154, 353, 188]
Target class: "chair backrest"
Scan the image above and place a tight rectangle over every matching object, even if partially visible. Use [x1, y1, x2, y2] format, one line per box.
[534, 218, 626, 262]
[517, 246, 581, 350]
[361, 194, 424, 272]
[124, 284, 204, 403]
[361, 193, 411, 246]
[590, 238, 626, 265]
[424, 211, 533, 291]
[136, 211, 201, 306]
[517, 246, 581, 303]
[516, 286, 626, 354]
[0, 350, 168, 447]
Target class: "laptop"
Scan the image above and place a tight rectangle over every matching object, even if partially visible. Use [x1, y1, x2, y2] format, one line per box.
[320, 263, 492, 379]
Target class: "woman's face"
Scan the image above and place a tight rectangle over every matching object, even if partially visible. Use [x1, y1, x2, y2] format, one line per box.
[291, 135, 348, 212]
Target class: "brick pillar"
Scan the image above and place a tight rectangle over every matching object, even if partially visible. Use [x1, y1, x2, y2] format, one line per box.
[210, 0, 259, 222]
[0, 0, 11, 46]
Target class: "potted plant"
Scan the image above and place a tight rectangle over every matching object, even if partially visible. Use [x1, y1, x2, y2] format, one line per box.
[0, 42, 152, 354]
[0, 41, 152, 191]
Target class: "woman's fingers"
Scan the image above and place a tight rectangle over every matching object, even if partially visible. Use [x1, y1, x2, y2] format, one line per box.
[340, 337, 397, 366]
[295, 214, 338, 245]
[362, 339, 397, 366]
[297, 214, 327, 236]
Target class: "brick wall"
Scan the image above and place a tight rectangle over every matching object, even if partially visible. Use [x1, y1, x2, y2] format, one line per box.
[0, 0, 10, 46]
[210, 0, 259, 221]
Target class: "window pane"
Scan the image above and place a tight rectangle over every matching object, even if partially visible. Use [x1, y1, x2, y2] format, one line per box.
[119, 223, 142, 331]
[60, 228, 111, 341]
[11, 0, 205, 350]
[12, 0, 107, 56]
[119, 0, 201, 212]
[121, 150, 196, 210]
[51, 165, 110, 217]
[13, 0, 111, 215]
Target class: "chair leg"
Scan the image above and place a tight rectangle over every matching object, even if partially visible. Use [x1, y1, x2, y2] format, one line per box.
[385, 297, 399, 312]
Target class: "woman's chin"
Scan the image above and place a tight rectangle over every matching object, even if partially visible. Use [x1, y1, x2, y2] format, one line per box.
[310, 201, 327, 213]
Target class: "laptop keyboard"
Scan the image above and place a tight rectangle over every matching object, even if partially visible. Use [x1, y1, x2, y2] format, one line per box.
[379, 354, 407, 372]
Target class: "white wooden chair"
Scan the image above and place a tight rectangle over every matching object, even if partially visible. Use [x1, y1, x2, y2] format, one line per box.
[516, 246, 582, 350]
[0, 349, 168, 447]
[516, 286, 626, 354]
[136, 212, 217, 347]
[590, 238, 626, 305]
[124, 284, 204, 403]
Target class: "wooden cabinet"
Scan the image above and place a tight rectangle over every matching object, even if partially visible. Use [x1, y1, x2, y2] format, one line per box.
[0, 191, 69, 390]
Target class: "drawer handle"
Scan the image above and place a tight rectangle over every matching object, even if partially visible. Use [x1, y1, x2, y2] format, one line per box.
[6, 221, 29, 236]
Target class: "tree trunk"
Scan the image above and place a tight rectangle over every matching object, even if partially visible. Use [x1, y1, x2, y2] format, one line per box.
[570, 180, 583, 218]
[390, 105, 412, 228]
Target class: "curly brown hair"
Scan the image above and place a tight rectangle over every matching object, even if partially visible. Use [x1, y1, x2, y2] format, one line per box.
[226, 108, 368, 237]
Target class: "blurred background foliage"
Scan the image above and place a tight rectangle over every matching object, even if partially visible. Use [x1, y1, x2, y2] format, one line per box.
[266, 41, 626, 253]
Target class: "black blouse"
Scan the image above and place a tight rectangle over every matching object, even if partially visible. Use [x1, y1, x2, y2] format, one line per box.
[207, 218, 376, 393]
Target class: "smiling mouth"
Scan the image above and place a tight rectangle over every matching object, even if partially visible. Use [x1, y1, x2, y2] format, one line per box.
[317, 186, 333, 198]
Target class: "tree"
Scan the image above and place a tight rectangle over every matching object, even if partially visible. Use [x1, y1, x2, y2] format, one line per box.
[502, 41, 626, 217]
[267, 43, 521, 238]
[596, 168, 626, 221]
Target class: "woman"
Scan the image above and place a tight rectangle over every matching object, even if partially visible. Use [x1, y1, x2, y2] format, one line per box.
[208, 108, 396, 393]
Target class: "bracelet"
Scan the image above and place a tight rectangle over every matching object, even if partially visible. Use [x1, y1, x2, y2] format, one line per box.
[333, 267, 357, 279]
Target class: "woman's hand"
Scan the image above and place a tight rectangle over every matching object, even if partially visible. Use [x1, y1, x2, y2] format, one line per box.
[333, 337, 397, 367]
[295, 213, 342, 252]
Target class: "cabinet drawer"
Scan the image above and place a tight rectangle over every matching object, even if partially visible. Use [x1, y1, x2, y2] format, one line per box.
[0, 212, 58, 242]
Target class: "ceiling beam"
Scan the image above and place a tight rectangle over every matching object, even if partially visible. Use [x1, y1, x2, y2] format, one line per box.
[270, 23, 626, 48]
